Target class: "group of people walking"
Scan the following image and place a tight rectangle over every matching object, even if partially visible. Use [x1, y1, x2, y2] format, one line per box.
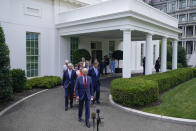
[61, 57, 101, 128]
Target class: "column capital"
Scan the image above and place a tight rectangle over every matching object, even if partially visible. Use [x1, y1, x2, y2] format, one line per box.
[162, 35, 168, 39]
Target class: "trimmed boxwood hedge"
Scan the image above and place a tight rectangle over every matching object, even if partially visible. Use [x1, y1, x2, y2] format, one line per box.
[11, 69, 27, 92]
[111, 78, 158, 107]
[26, 76, 62, 89]
[111, 68, 195, 107]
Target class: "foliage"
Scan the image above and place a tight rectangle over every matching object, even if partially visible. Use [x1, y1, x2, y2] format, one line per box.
[26, 76, 62, 89]
[111, 68, 195, 107]
[167, 61, 183, 69]
[111, 78, 159, 107]
[112, 50, 123, 68]
[0, 26, 13, 103]
[160, 40, 187, 68]
[11, 69, 27, 92]
[72, 49, 91, 65]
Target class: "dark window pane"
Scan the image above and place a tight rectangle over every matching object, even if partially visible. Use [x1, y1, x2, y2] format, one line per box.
[35, 56, 38, 62]
[31, 48, 34, 55]
[35, 40, 38, 48]
[27, 56, 31, 63]
[27, 63, 30, 70]
[26, 33, 30, 40]
[35, 70, 38, 76]
[35, 34, 38, 40]
[27, 71, 30, 77]
[31, 63, 35, 69]
[31, 41, 34, 48]
[35, 49, 38, 55]
[31, 70, 34, 77]
[27, 41, 30, 47]
[35, 63, 38, 70]
[31, 56, 35, 63]
[26, 48, 30, 55]
[31, 33, 35, 40]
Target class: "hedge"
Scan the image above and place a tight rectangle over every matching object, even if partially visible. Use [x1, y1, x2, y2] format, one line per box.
[11, 69, 27, 92]
[26, 76, 62, 89]
[111, 78, 158, 107]
[111, 68, 195, 107]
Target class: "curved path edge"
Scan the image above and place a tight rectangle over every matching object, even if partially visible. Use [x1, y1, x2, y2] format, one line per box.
[0, 89, 48, 117]
[109, 94, 196, 126]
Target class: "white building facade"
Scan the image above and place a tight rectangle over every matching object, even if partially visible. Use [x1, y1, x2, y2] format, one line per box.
[0, 0, 180, 78]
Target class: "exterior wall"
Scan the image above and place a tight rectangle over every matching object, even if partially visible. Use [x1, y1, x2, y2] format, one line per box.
[148, 0, 196, 66]
[0, 0, 84, 77]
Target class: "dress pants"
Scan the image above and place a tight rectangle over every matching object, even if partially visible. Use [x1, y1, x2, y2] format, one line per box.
[78, 93, 90, 123]
[65, 84, 73, 108]
[94, 82, 100, 101]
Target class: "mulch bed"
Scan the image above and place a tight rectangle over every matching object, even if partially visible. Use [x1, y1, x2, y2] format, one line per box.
[0, 88, 44, 112]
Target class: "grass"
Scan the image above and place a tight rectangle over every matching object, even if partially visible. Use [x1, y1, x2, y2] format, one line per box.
[142, 78, 196, 119]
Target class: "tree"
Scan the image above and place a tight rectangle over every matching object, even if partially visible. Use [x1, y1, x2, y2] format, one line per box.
[72, 49, 91, 65]
[112, 50, 123, 68]
[0, 26, 13, 102]
[160, 40, 187, 68]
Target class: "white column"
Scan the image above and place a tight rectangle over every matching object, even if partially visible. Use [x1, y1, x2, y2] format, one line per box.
[122, 29, 132, 78]
[172, 40, 178, 70]
[145, 33, 153, 75]
[161, 36, 167, 72]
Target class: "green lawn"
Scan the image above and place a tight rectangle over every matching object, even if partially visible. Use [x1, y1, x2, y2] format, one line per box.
[142, 78, 196, 119]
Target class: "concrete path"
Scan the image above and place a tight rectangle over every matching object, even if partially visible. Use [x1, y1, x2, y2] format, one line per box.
[0, 76, 196, 131]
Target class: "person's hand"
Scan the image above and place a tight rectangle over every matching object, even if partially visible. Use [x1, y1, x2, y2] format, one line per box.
[61, 86, 64, 88]
[76, 96, 79, 101]
[91, 96, 94, 101]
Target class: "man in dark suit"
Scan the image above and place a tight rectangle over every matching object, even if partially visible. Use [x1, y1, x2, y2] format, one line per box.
[61, 63, 77, 111]
[88, 61, 101, 104]
[75, 68, 94, 128]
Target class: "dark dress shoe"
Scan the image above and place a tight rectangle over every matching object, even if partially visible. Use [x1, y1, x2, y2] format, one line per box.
[65, 107, 68, 111]
[70, 105, 73, 108]
[78, 118, 82, 122]
[86, 122, 90, 128]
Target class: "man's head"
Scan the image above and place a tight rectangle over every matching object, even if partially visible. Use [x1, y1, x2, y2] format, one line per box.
[65, 60, 69, 65]
[82, 57, 85, 62]
[93, 61, 99, 68]
[68, 63, 73, 70]
[82, 68, 88, 76]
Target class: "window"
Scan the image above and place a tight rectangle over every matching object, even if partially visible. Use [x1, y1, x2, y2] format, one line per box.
[169, 2, 176, 12]
[179, 0, 186, 8]
[179, 14, 186, 22]
[26, 32, 39, 77]
[109, 41, 115, 58]
[141, 43, 144, 66]
[191, 0, 196, 6]
[70, 37, 79, 63]
[190, 13, 196, 21]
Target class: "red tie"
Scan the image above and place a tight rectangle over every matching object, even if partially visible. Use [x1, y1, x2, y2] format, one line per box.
[84, 77, 87, 88]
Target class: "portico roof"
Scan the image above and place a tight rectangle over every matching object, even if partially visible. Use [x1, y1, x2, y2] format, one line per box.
[56, 0, 181, 40]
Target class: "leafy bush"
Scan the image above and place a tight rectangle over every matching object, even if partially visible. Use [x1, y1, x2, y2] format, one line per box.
[111, 78, 158, 107]
[72, 49, 91, 64]
[167, 62, 183, 69]
[0, 26, 13, 103]
[193, 68, 196, 77]
[26, 76, 62, 89]
[111, 68, 195, 107]
[11, 69, 27, 92]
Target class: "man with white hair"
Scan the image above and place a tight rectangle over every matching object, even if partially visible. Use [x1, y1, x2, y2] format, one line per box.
[63, 60, 69, 71]
[75, 68, 94, 128]
[61, 63, 77, 111]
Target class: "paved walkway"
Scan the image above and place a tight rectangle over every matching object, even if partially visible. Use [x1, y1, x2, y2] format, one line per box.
[0, 76, 196, 131]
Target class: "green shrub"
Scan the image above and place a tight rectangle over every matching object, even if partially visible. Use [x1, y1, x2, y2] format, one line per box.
[26, 76, 62, 89]
[111, 68, 195, 107]
[111, 78, 158, 107]
[72, 49, 91, 64]
[193, 68, 196, 77]
[11, 69, 27, 92]
[141, 68, 194, 93]
[167, 61, 172, 69]
[0, 26, 13, 103]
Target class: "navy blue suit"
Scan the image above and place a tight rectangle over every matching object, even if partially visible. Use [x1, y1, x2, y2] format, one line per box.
[62, 69, 77, 108]
[75, 76, 93, 123]
[88, 67, 100, 101]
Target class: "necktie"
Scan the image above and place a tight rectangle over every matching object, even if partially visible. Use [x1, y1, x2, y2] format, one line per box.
[84, 77, 87, 88]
